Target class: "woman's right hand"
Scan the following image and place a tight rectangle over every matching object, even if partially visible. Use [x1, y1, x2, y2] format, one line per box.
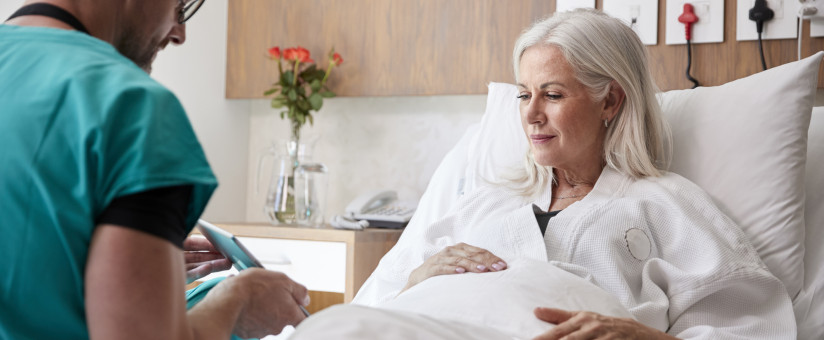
[402, 243, 507, 293]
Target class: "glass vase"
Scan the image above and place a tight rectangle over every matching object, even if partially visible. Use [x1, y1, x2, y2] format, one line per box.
[259, 137, 325, 226]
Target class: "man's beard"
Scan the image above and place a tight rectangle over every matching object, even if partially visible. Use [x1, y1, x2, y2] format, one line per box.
[115, 28, 160, 73]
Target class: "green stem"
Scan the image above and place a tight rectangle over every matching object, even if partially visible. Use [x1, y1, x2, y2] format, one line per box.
[277, 58, 283, 76]
[293, 60, 300, 85]
[321, 63, 334, 83]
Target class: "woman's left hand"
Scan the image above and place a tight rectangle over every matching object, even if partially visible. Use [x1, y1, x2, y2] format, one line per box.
[532, 307, 679, 340]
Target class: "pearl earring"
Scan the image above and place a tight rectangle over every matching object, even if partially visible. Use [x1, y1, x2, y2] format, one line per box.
[604, 119, 609, 128]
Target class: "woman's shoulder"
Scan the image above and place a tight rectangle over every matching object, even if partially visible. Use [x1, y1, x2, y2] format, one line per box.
[627, 170, 712, 202]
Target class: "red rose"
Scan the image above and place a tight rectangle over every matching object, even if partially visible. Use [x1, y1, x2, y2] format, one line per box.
[295, 47, 312, 63]
[267, 46, 281, 59]
[282, 48, 296, 61]
[333, 52, 343, 66]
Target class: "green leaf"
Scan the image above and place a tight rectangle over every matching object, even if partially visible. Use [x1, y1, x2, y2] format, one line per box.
[307, 114, 314, 126]
[271, 97, 284, 108]
[310, 79, 322, 92]
[296, 113, 306, 125]
[264, 87, 279, 96]
[309, 93, 323, 110]
[320, 91, 336, 98]
[280, 111, 285, 119]
[287, 89, 297, 101]
[296, 86, 306, 95]
[299, 64, 318, 79]
[282, 71, 294, 86]
[297, 100, 310, 111]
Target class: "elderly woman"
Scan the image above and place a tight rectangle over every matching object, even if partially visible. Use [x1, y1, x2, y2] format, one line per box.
[291, 9, 796, 340]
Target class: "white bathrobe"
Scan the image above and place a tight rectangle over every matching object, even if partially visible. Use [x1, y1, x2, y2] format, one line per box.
[352, 167, 796, 339]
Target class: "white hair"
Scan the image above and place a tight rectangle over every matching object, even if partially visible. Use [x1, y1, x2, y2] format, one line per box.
[505, 9, 671, 197]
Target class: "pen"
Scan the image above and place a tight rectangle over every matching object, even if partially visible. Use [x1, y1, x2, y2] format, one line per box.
[299, 305, 310, 317]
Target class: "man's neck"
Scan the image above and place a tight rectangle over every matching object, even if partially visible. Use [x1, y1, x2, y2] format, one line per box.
[5, 0, 119, 45]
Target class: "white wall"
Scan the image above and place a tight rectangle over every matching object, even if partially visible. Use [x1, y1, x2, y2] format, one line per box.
[245, 96, 485, 224]
[151, 1, 250, 222]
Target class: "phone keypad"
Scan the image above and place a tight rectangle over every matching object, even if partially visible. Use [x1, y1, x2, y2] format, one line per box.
[370, 205, 414, 216]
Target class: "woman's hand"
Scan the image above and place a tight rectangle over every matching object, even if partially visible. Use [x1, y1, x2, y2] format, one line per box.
[532, 308, 679, 340]
[402, 243, 507, 293]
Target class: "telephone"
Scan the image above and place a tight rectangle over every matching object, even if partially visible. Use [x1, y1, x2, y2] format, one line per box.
[344, 190, 416, 229]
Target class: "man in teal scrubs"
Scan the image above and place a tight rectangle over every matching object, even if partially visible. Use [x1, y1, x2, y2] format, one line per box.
[0, 1, 310, 339]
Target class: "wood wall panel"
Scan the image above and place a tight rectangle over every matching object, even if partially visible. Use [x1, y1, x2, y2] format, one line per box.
[226, 0, 554, 98]
[227, 0, 824, 98]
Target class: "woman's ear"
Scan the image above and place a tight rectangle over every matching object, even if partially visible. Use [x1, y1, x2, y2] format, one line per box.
[601, 80, 626, 122]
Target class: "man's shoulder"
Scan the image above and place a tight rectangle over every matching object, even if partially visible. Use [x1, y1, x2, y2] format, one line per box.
[1, 25, 155, 92]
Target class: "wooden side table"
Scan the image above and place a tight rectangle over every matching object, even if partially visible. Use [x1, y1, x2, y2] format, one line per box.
[191, 223, 402, 313]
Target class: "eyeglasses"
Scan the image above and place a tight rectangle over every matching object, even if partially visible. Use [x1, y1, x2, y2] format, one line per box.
[178, 0, 205, 24]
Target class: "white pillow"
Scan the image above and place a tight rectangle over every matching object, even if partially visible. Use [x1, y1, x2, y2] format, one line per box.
[660, 52, 821, 299]
[797, 108, 824, 339]
[458, 52, 822, 299]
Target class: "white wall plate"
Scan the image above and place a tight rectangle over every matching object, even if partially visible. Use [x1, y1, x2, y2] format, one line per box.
[736, 0, 800, 41]
[603, 0, 659, 45]
[555, 0, 595, 12]
[812, 18, 824, 37]
[666, 0, 725, 44]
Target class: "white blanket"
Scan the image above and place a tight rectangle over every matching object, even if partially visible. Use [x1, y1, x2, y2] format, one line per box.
[292, 258, 632, 339]
[353, 167, 796, 339]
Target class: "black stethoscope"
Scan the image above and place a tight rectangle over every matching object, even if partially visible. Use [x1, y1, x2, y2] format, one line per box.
[6, 3, 90, 35]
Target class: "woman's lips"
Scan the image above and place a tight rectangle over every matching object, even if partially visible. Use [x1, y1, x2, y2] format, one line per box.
[530, 134, 555, 145]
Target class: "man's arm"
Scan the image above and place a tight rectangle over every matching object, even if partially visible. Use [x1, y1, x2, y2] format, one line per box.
[85, 224, 309, 339]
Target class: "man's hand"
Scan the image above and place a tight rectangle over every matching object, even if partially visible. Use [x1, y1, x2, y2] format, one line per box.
[532, 307, 679, 340]
[220, 269, 310, 338]
[184, 236, 232, 283]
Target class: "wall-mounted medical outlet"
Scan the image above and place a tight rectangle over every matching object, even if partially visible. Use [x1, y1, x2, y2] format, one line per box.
[736, 0, 800, 40]
[555, 0, 595, 12]
[666, 0, 725, 44]
[798, 0, 824, 19]
[603, 0, 659, 45]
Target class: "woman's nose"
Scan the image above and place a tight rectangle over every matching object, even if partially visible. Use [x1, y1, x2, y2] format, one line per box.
[525, 101, 545, 125]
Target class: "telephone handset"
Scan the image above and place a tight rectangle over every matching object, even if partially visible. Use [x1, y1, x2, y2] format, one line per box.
[345, 190, 416, 228]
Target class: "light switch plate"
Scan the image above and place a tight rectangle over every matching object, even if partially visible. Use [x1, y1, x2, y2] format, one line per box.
[666, 0, 725, 44]
[603, 0, 659, 45]
[812, 17, 824, 37]
[555, 0, 595, 12]
[736, 0, 800, 40]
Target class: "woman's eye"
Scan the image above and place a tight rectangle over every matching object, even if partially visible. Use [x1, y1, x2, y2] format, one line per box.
[517, 94, 530, 100]
[546, 93, 562, 100]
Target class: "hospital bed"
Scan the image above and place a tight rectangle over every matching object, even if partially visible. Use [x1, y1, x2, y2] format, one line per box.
[377, 52, 824, 339]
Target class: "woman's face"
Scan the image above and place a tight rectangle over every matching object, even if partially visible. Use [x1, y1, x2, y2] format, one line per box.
[517, 45, 608, 170]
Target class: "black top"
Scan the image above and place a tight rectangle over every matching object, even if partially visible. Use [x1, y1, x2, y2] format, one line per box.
[96, 185, 193, 249]
[533, 204, 561, 236]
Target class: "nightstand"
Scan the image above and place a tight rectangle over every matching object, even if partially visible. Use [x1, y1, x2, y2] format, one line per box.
[190, 223, 402, 313]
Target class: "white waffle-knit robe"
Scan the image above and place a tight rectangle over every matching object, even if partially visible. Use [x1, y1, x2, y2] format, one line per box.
[353, 167, 796, 339]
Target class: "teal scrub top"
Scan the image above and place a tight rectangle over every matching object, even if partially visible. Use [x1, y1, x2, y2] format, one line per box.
[0, 25, 218, 339]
